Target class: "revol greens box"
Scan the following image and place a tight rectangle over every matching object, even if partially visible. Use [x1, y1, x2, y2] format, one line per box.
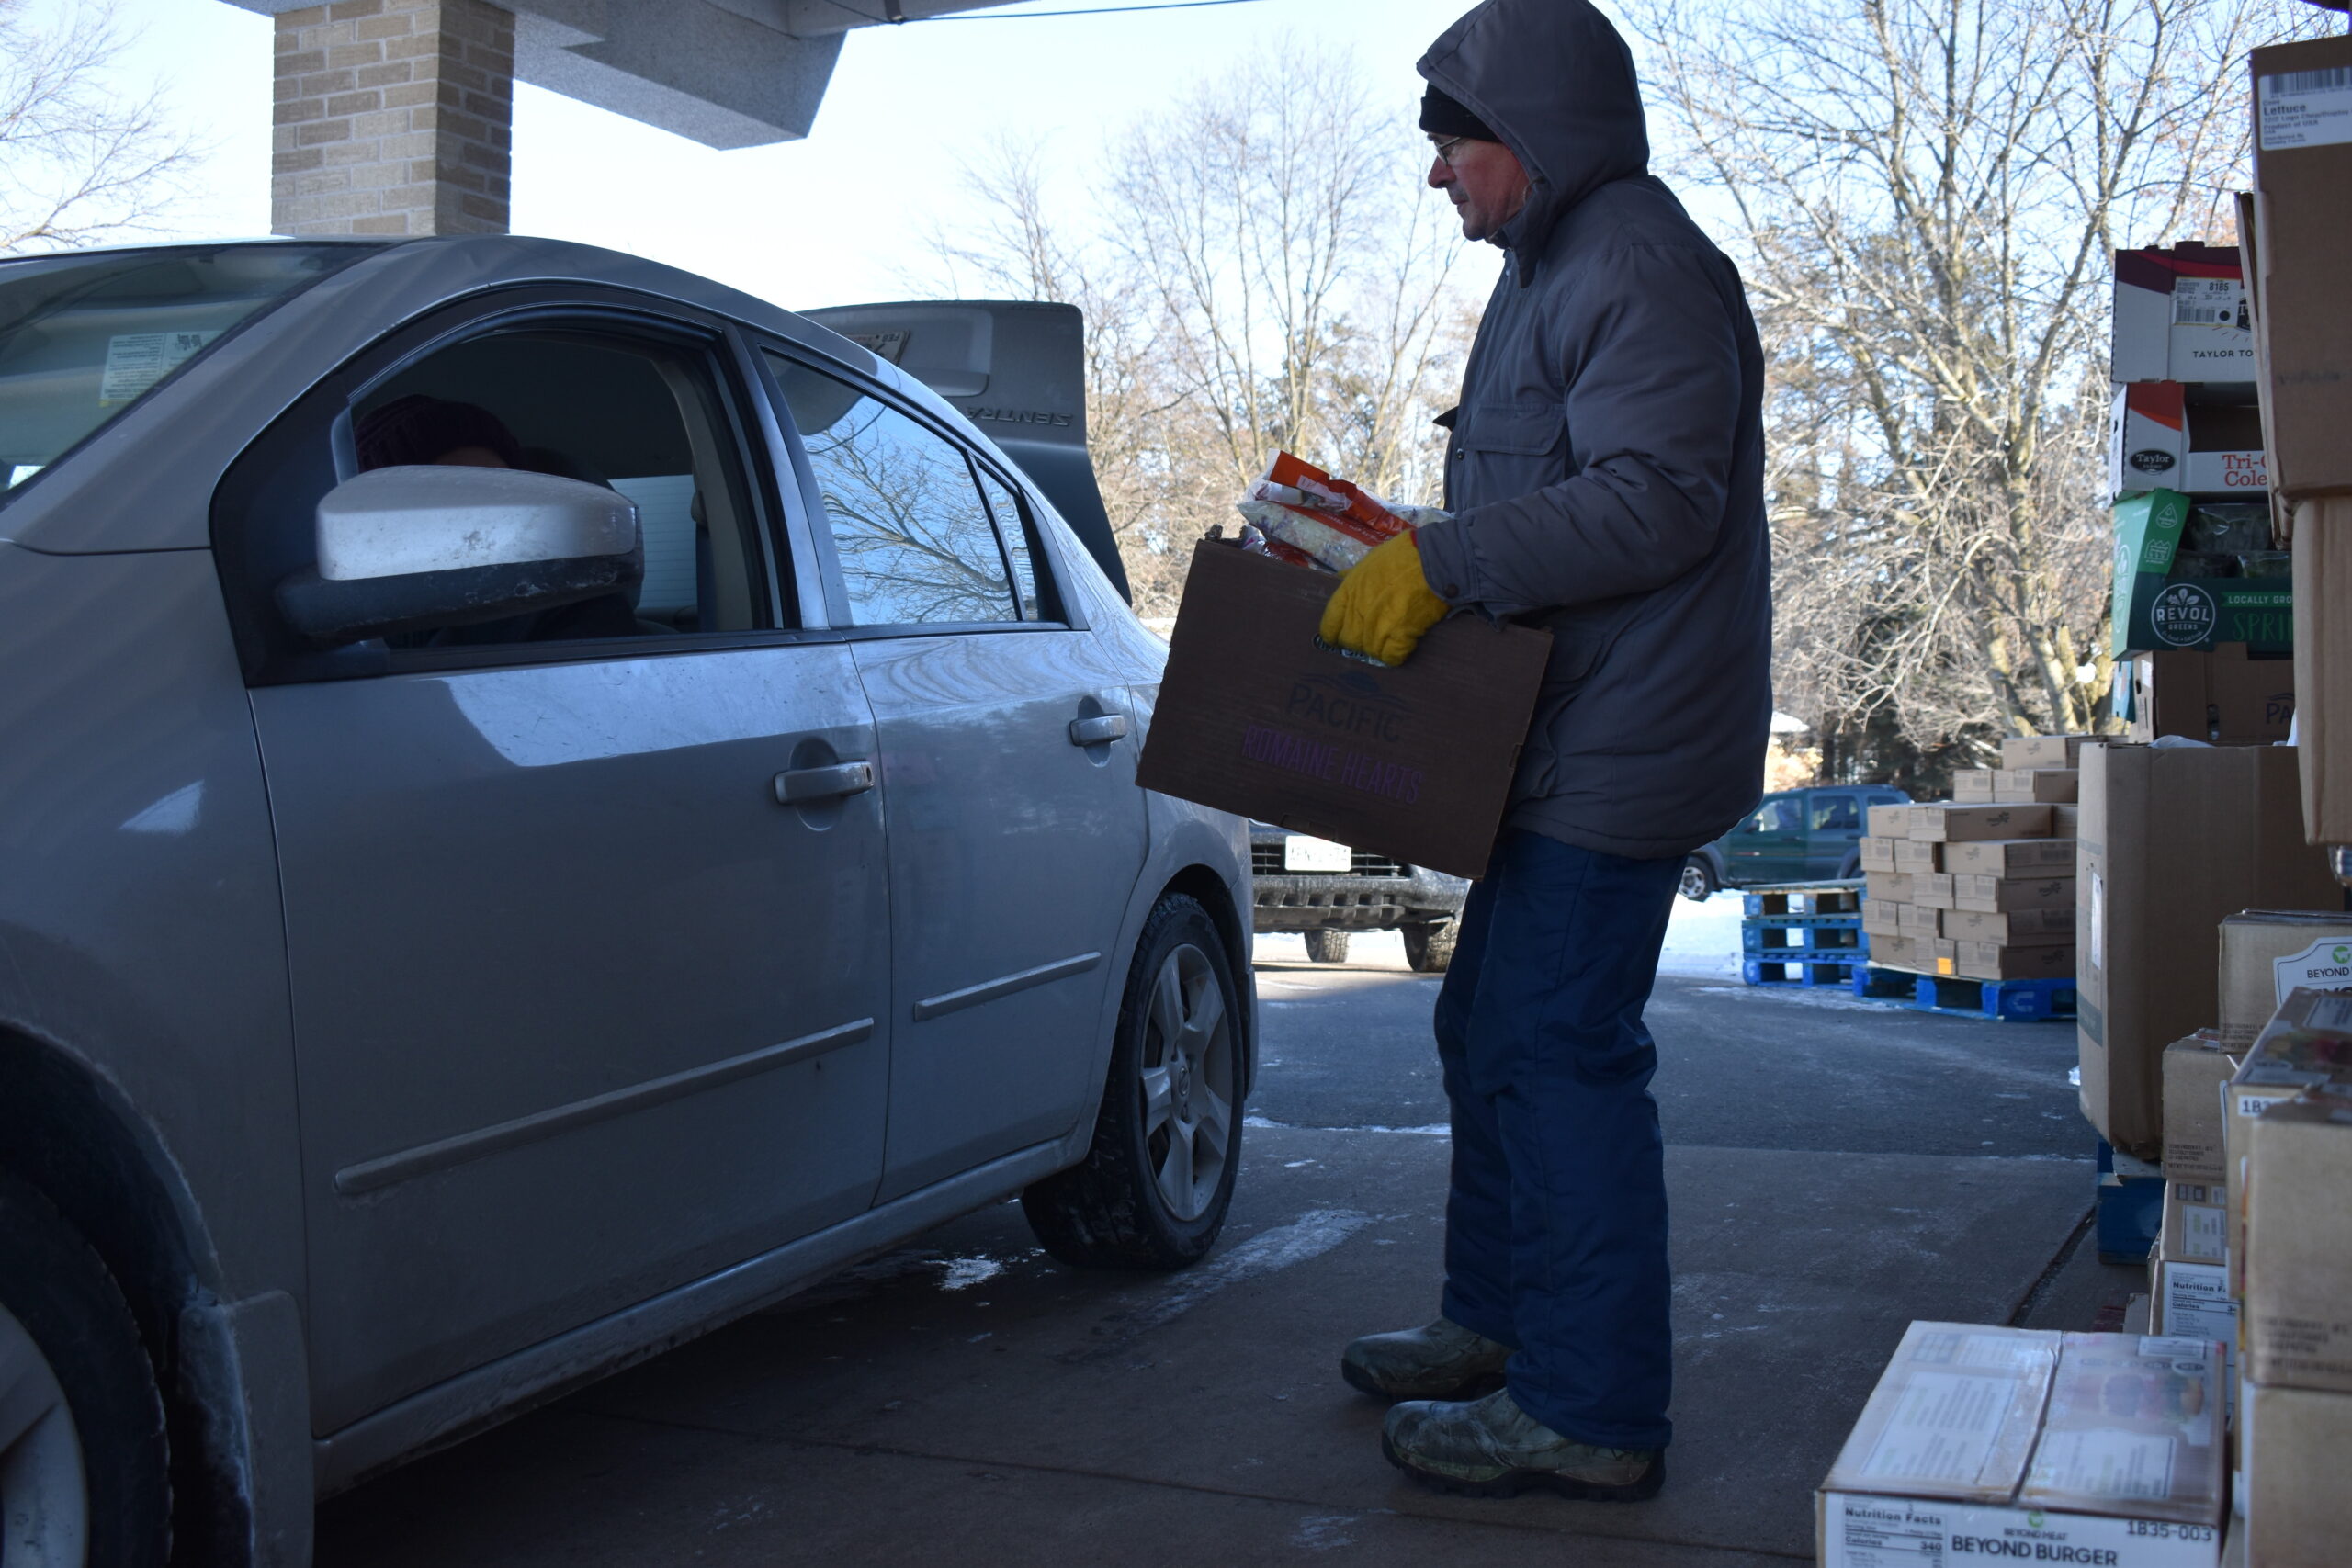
[2112, 490, 2294, 656]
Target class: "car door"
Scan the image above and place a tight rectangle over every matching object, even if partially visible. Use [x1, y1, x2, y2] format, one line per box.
[762, 345, 1148, 1201]
[231, 308, 893, 1433]
[1804, 790, 1863, 874]
[1727, 793, 1806, 884]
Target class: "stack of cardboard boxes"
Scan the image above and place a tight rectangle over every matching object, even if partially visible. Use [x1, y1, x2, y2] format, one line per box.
[1859, 735, 2083, 983]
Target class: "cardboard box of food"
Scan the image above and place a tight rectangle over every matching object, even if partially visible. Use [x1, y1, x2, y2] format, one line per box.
[1943, 838, 2077, 875]
[2223, 990, 2352, 1269]
[2112, 491, 2294, 657]
[2109, 382, 2270, 498]
[1871, 933, 1924, 972]
[2218, 912, 2352, 1050]
[2238, 1381, 2352, 1568]
[1867, 802, 1912, 837]
[2076, 744, 2337, 1156]
[2247, 35, 2352, 502]
[2053, 803, 2081, 837]
[1865, 871, 1916, 905]
[2112, 243, 2256, 384]
[2162, 1178, 2230, 1267]
[1954, 874, 2074, 914]
[1860, 835, 1898, 873]
[1956, 942, 2074, 982]
[1916, 873, 1958, 911]
[1898, 902, 1942, 937]
[2290, 497, 2352, 843]
[1940, 907, 2074, 945]
[2121, 644, 2296, 745]
[1994, 768, 2079, 804]
[1864, 899, 1905, 938]
[2242, 1089, 2352, 1393]
[2161, 1031, 2235, 1185]
[1954, 768, 1996, 804]
[1894, 839, 1941, 874]
[1909, 803, 2055, 842]
[1815, 1323, 2225, 1568]
[2003, 735, 2100, 769]
[1136, 541, 1551, 878]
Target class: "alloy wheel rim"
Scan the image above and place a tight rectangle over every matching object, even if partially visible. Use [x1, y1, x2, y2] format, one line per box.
[1137, 943, 1236, 1223]
[0, 1300, 87, 1568]
[1679, 864, 1709, 899]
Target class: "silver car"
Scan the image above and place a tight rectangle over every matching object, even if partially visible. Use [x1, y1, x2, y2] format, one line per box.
[0, 239, 1252, 1567]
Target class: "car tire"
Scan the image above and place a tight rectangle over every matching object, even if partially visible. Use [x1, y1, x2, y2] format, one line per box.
[1303, 930, 1350, 964]
[1022, 894, 1243, 1270]
[1678, 857, 1718, 902]
[0, 1169, 171, 1568]
[1401, 920, 1456, 974]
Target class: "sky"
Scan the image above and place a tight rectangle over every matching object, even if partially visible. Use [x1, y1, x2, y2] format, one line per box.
[40, 0, 1599, 310]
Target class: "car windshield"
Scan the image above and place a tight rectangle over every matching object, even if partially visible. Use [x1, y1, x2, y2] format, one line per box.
[0, 243, 368, 496]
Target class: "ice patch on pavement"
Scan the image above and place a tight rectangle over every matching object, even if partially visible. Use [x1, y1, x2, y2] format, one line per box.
[1291, 1516, 1360, 1551]
[1688, 985, 1891, 1014]
[1657, 889, 1747, 979]
[937, 1257, 1006, 1291]
[1247, 1114, 1448, 1136]
[1066, 1210, 1373, 1358]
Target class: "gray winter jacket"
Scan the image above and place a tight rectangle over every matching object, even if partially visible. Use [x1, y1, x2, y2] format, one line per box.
[1410, 0, 1771, 862]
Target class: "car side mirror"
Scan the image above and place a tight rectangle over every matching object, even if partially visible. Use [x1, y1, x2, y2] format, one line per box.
[275, 466, 642, 648]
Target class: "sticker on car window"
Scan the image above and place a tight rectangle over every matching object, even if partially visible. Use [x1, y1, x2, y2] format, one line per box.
[98, 330, 218, 407]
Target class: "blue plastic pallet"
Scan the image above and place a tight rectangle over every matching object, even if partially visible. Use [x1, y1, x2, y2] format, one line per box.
[1742, 921, 1867, 955]
[1743, 955, 1862, 987]
[2096, 1139, 2163, 1264]
[1845, 967, 2076, 1022]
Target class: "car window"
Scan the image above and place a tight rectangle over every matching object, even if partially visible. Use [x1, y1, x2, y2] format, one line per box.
[353, 329, 772, 642]
[1751, 797, 1803, 833]
[972, 464, 1047, 622]
[765, 352, 1021, 627]
[1809, 794, 1860, 832]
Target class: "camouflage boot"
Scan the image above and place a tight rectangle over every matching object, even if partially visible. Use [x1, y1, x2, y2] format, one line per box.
[1340, 1317, 1512, 1400]
[1382, 1387, 1665, 1501]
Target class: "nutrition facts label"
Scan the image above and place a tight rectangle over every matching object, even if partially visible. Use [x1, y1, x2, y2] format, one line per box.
[1833, 1506, 1946, 1568]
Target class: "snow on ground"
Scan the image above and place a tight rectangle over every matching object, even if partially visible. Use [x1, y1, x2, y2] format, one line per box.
[1250, 893, 1746, 981]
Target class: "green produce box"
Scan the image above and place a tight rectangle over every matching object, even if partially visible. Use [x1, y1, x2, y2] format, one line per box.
[2111, 489, 2292, 655]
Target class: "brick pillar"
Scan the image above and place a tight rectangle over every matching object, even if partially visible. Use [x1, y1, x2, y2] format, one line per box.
[271, 0, 514, 237]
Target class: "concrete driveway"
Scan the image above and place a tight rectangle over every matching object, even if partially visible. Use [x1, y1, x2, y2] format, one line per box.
[315, 932, 2132, 1566]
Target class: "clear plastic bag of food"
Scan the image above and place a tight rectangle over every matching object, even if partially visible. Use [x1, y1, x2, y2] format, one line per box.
[1232, 451, 1448, 573]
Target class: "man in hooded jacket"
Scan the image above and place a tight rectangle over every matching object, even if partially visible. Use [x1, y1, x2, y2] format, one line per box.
[1318, 0, 1770, 1501]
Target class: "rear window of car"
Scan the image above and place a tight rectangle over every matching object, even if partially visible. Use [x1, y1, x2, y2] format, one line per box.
[0, 243, 368, 498]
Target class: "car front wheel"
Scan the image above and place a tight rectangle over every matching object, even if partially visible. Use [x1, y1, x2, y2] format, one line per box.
[1678, 857, 1718, 902]
[0, 1170, 171, 1568]
[1402, 920, 1457, 973]
[1022, 894, 1242, 1270]
[1303, 930, 1349, 964]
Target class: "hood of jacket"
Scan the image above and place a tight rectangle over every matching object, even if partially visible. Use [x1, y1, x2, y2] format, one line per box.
[1418, 0, 1651, 276]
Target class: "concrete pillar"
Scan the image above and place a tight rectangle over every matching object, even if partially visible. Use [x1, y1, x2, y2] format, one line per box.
[271, 0, 514, 237]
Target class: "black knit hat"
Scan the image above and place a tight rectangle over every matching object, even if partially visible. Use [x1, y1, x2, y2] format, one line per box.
[1419, 85, 1499, 143]
[355, 394, 525, 471]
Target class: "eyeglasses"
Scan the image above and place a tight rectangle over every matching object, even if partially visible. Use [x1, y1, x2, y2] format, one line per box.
[1430, 134, 1475, 168]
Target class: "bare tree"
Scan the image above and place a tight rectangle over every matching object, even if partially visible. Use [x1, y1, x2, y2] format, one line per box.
[1, 0, 201, 254]
[920, 49, 1479, 616]
[1627, 0, 2327, 762]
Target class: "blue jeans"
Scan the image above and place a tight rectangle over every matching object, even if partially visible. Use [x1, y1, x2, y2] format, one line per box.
[1433, 829, 1680, 1450]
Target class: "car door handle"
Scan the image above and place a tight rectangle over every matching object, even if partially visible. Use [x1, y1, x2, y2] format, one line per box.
[1069, 714, 1128, 747]
[774, 761, 876, 804]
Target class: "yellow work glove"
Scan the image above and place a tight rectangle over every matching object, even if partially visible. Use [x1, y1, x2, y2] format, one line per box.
[1317, 531, 1451, 667]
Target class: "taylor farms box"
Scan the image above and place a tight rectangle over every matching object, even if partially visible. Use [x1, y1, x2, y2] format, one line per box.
[2238, 1381, 2352, 1567]
[2109, 383, 2270, 498]
[2161, 1032, 2235, 1185]
[2247, 35, 2352, 502]
[2241, 1089, 2352, 1393]
[1816, 1323, 2225, 1568]
[1914, 873, 1956, 911]
[1956, 942, 2075, 982]
[1898, 902, 1942, 937]
[1860, 834, 1898, 873]
[2112, 243, 2256, 383]
[2218, 911, 2352, 1050]
[1909, 803, 2054, 841]
[1863, 898, 1904, 938]
[1953, 874, 2074, 914]
[1943, 839, 2076, 875]
[2076, 744, 2336, 1156]
[2121, 644, 2296, 745]
[1939, 907, 2074, 945]
[1865, 872, 1916, 905]
[1136, 542, 1550, 878]
[2002, 735, 2099, 769]
[2112, 490, 2294, 658]
[1994, 768, 2078, 804]
[1894, 840, 1940, 874]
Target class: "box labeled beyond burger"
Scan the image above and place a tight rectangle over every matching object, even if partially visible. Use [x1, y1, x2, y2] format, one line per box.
[1136, 540, 1551, 880]
[1816, 1322, 2225, 1568]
